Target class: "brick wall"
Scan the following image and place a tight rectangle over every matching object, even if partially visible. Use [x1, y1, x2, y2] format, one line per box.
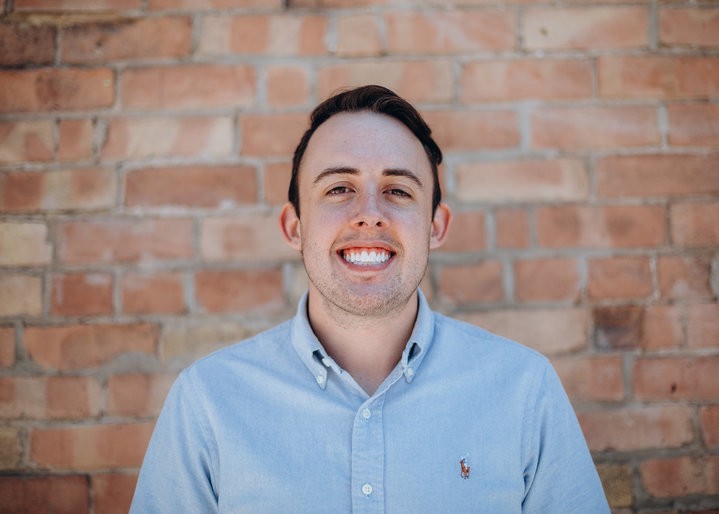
[0, 0, 718, 512]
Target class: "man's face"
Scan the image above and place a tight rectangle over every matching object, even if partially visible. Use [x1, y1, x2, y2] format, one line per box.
[280, 111, 451, 318]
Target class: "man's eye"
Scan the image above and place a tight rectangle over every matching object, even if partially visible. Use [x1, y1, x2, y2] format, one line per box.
[387, 189, 411, 198]
[327, 186, 352, 195]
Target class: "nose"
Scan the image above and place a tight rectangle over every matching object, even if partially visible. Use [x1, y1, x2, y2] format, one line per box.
[352, 191, 387, 228]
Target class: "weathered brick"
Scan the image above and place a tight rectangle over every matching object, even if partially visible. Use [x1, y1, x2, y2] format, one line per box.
[199, 14, 327, 56]
[0, 327, 14, 367]
[239, 113, 308, 157]
[634, 356, 719, 400]
[599, 56, 719, 99]
[150, 0, 280, 8]
[58, 119, 94, 161]
[0, 168, 117, 213]
[700, 405, 719, 447]
[0, 222, 52, 266]
[0, 427, 22, 470]
[659, 256, 712, 300]
[385, 10, 514, 54]
[536, 205, 665, 249]
[579, 405, 694, 452]
[92, 473, 138, 514]
[460, 307, 590, 355]
[61, 17, 191, 63]
[667, 104, 719, 146]
[121, 272, 186, 315]
[642, 305, 683, 350]
[0, 275, 42, 317]
[201, 214, 296, 262]
[552, 354, 624, 402]
[317, 61, 454, 104]
[0, 23, 56, 66]
[0, 474, 88, 514]
[594, 306, 644, 350]
[51, 272, 114, 316]
[687, 303, 719, 348]
[16, 0, 139, 10]
[102, 116, 233, 160]
[531, 106, 660, 150]
[0, 120, 54, 163]
[58, 218, 193, 264]
[436, 261, 504, 305]
[596, 154, 719, 198]
[106, 373, 175, 417]
[455, 159, 588, 203]
[524, 7, 648, 50]
[31, 423, 153, 469]
[495, 208, 530, 249]
[336, 14, 382, 57]
[588, 256, 653, 300]
[0, 68, 114, 113]
[514, 257, 580, 303]
[597, 464, 632, 509]
[195, 268, 285, 313]
[121, 65, 256, 110]
[24, 324, 157, 371]
[461, 59, 593, 102]
[423, 110, 520, 151]
[0, 376, 100, 419]
[640, 456, 719, 497]
[266, 65, 311, 107]
[660, 8, 719, 47]
[439, 210, 487, 253]
[670, 202, 719, 247]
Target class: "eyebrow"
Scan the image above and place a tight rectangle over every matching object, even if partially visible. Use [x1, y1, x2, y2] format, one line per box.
[313, 167, 424, 189]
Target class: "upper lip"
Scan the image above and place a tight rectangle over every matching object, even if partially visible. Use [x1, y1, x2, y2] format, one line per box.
[335, 241, 397, 254]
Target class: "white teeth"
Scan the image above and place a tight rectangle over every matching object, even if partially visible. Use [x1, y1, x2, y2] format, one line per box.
[343, 249, 390, 266]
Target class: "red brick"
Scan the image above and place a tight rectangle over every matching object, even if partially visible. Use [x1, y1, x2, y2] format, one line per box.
[195, 268, 284, 313]
[24, 324, 157, 371]
[0, 327, 14, 367]
[290, 0, 386, 5]
[264, 162, 292, 206]
[61, 17, 191, 63]
[633, 356, 719, 400]
[700, 405, 719, 447]
[0, 275, 42, 317]
[495, 208, 530, 249]
[151, 0, 280, 7]
[687, 303, 719, 348]
[593, 306, 645, 350]
[423, 110, 519, 151]
[92, 473, 138, 514]
[552, 355, 624, 402]
[536, 205, 665, 249]
[51, 272, 113, 316]
[58, 119, 94, 161]
[599, 56, 719, 99]
[439, 210, 487, 253]
[317, 61, 454, 104]
[58, 218, 193, 264]
[0, 375, 100, 420]
[579, 404, 694, 452]
[667, 104, 719, 146]
[596, 154, 719, 198]
[670, 202, 719, 247]
[461, 59, 593, 102]
[102, 116, 233, 160]
[531, 105, 659, 150]
[126, 165, 256, 209]
[0, 475, 89, 514]
[0, 168, 116, 213]
[336, 14, 382, 57]
[436, 262, 504, 305]
[0, 23, 56, 66]
[455, 159, 588, 203]
[0, 68, 114, 113]
[0, 120, 53, 164]
[121, 64, 256, 110]
[31, 422, 153, 469]
[201, 214, 296, 262]
[106, 373, 175, 417]
[640, 456, 719, 497]
[460, 307, 589, 355]
[199, 14, 327, 56]
[524, 7, 648, 50]
[660, 8, 719, 47]
[642, 305, 683, 350]
[121, 272, 185, 315]
[514, 258, 580, 302]
[0, 222, 53, 266]
[659, 256, 712, 299]
[588, 256, 653, 300]
[239, 113, 308, 157]
[266, 65, 311, 107]
[385, 10, 514, 54]
[16, 0, 139, 10]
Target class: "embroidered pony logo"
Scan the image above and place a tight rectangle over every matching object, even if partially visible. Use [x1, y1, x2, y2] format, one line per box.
[459, 456, 471, 479]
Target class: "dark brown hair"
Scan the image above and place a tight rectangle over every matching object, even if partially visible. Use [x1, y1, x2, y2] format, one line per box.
[288, 85, 443, 216]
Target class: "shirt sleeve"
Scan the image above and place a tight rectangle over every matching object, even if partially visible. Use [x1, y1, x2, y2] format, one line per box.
[521, 362, 610, 514]
[130, 371, 219, 513]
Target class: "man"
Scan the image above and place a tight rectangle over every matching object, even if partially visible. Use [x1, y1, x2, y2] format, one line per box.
[130, 85, 609, 513]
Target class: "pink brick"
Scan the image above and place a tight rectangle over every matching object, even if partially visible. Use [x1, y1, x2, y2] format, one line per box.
[121, 272, 185, 315]
[336, 14, 382, 57]
[16, 0, 139, 10]
[660, 8, 719, 47]
[588, 256, 653, 300]
[640, 456, 719, 497]
[514, 258, 581, 302]
[0, 120, 54, 164]
[0, 275, 42, 317]
[195, 269, 285, 314]
[552, 355, 624, 402]
[667, 104, 719, 146]
[423, 110, 519, 151]
[437, 262, 504, 306]
[0, 222, 53, 266]
[670, 202, 719, 248]
[634, 356, 719, 401]
[439, 210, 487, 253]
[58, 119, 94, 161]
[658, 256, 712, 300]
[687, 303, 719, 349]
[201, 215, 297, 262]
[239, 113, 308, 157]
[266, 65, 311, 107]
[51, 272, 114, 316]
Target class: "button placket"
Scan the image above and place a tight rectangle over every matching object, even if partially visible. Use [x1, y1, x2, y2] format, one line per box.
[351, 397, 385, 513]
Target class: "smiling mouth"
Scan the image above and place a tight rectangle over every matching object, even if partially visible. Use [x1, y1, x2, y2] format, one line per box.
[340, 248, 393, 266]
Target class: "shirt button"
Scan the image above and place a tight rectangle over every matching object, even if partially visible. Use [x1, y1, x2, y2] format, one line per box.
[315, 375, 325, 385]
[405, 367, 415, 378]
[361, 483, 373, 496]
[361, 408, 372, 420]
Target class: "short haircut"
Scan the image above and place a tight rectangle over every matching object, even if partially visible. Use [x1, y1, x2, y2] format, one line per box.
[288, 85, 443, 217]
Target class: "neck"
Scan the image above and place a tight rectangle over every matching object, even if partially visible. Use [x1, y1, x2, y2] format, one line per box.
[307, 290, 419, 395]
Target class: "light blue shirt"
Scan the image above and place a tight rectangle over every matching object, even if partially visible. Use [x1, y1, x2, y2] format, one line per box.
[131, 291, 609, 513]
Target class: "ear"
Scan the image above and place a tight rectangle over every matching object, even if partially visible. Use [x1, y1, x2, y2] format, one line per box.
[279, 202, 302, 251]
[429, 202, 452, 250]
